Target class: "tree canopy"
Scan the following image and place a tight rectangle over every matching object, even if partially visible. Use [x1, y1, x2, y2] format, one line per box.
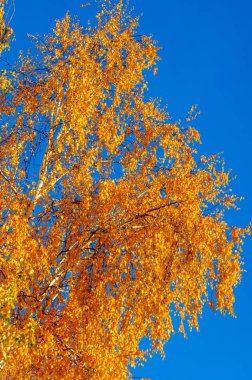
[0, 1, 249, 379]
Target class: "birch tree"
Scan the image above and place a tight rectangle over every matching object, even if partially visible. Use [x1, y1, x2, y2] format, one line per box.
[0, 1, 249, 379]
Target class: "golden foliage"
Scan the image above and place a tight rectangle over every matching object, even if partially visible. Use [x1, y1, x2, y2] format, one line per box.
[0, 1, 250, 379]
[0, 0, 13, 55]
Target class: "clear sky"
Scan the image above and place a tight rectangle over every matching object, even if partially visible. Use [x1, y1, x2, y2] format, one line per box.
[8, 1, 252, 379]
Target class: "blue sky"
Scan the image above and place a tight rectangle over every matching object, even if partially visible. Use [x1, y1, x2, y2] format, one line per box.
[8, 1, 252, 379]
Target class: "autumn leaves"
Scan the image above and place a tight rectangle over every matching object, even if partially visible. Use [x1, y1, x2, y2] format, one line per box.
[0, 1, 249, 379]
